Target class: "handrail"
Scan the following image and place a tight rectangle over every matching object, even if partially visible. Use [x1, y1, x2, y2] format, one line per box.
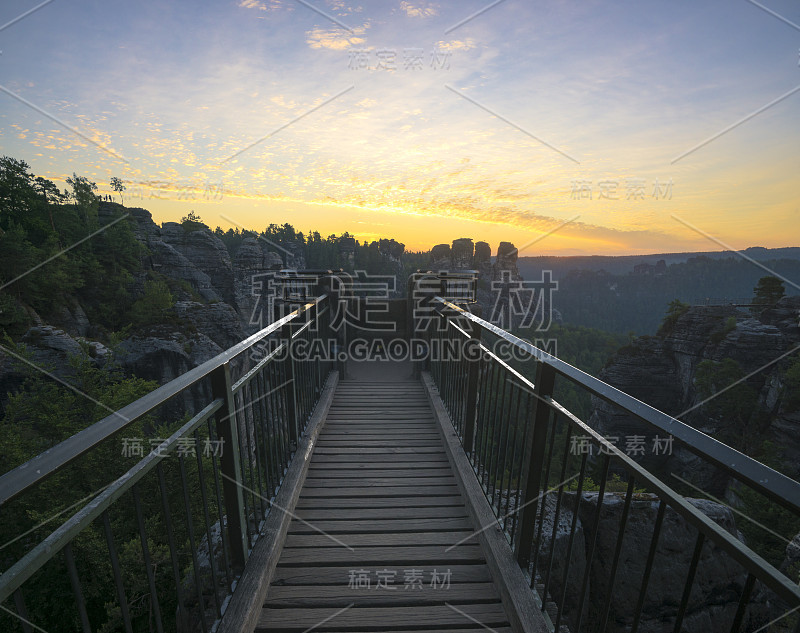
[433, 295, 800, 513]
[0, 296, 325, 506]
[426, 293, 800, 632]
[0, 400, 224, 604]
[0, 292, 336, 632]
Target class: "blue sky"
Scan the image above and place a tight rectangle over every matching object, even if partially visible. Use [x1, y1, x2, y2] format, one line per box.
[0, 0, 798, 254]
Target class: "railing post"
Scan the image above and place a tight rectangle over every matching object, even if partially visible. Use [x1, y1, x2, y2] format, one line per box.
[462, 318, 481, 455]
[514, 359, 556, 569]
[211, 361, 248, 572]
[282, 314, 300, 448]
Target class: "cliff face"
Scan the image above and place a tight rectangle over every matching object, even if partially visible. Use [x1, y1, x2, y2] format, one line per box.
[1, 205, 292, 412]
[427, 238, 529, 323]
[588, 298, 800, 485]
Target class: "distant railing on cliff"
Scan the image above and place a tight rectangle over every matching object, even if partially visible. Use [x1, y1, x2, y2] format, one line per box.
[0, 291, 336, 633]
[426, 292, 800, 633]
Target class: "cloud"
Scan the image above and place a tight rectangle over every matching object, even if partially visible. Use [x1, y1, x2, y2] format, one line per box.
[238, 0, 285, 11]
[435, 38, 477, 52]
[399, 1, 438, 18]
[305, 25, 367, 50]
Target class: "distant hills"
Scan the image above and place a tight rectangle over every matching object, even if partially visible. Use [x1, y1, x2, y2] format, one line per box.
[515, 247, 800, 335]
[517, 246, 800, 278]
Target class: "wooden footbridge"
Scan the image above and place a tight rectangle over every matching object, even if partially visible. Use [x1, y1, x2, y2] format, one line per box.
[1, 272, 799, 633]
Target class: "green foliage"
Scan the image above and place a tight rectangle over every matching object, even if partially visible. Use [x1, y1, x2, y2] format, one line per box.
[0, 293, 29, 333]
[0, 158, 143, 334]
[518, 256, 800, 335]
[752, 275, 785, 307]
[695, 357, 763, 452]
[567, 473, 647, 494]
[735, 442, 800, 567]
[710, 315, 737, 344]
[511, 322, 627, 420]
[0, 341, 227, 632]
[130, 279, 174, 327]
[658, 299, 690, 336]
[66, 173, 100, 226]
[180, 210, 206, 232]
[783, 356, 800, 412]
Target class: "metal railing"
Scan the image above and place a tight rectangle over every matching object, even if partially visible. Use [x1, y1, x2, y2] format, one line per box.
[426, 295, 800, 633]
[0, 294, 335, 633]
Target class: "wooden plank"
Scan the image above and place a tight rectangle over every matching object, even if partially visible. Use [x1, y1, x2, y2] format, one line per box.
[309, 454, 449, 463]
[269, 564, 494, 585]
[301, 477, 457, 487]
[264, 582, 500, 607]
[286, 517, 473, 534]
[312, 447, 446, 454]
[277, 544, 485, 566]
[317, 436, 442, 448]
[293, 506, 469, 521]
[306, 468, 453, 478]
[298, 485, 461, 498]
[318, 424, 439, 434]
[295, 496, 464, 510]
[307, 460, 451, 469]
[284, 531, 475, 548]
[256, 603, 509, 632]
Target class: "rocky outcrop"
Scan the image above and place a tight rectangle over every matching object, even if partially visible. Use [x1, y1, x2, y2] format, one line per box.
[115, 329, 218, 414]
[451, 238, 474, 269]
[233, 237, 284, 332]
[493, 241, 521, 281]
[161, 223, 236, 306]
[588, 297, 800, 486]
[174, 301, 245, 350]
[474, 241, 491, 267]
[533, 492, 773, 633]
[430, 243, 451, 268]
[50, 299, 91, 338]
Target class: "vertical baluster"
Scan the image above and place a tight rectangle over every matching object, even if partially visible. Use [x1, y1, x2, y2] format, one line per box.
[574, 455, 611, 633]
[729, 574, 756, 633]
[497, 379, 522, 531]
[64, 542, 92, 633]
[233, 390, 253, 546]
[193, 431, 223, 619]
[158, 462, 186, 626]
[515, 361, 557, 568]
[508, 391, 534, 545]
[206, 419, 232, 589]
[553, 452, 587, 633]
[539, 424, 573, 596]
[673, 532, 706, 633]
[132, 485, 165, 633]
[210, 362, 247, 571]
[530, 413, 557, 582]
[102, 510, 133, 633]
[630, 500, 667, 633]
[599, 475, 636, 633]
[13, 589, 33, 633]
[179, 453, 209, 633]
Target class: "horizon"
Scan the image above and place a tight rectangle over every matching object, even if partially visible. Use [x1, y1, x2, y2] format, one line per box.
[1, 0, 798, 255]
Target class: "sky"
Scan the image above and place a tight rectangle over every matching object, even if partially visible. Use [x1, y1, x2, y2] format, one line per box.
[0, 0, 798, 255]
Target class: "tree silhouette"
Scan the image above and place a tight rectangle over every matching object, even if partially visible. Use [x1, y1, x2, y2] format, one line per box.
[753, 276, 785, 307]
[110, 176, 125, 205]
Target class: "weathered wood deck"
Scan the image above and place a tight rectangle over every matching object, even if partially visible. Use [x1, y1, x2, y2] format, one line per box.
[254, 375, 514, 633]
